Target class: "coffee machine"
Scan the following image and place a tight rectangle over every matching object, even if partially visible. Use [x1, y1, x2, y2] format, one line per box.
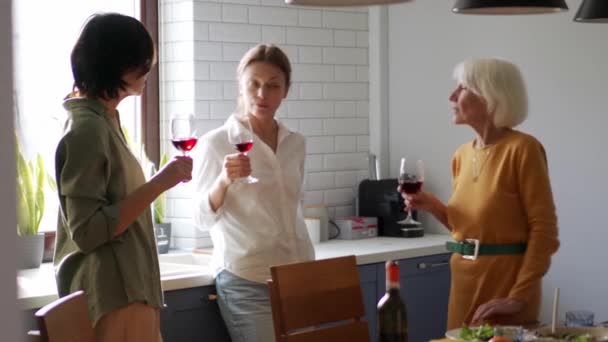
[357, 179, 424, 238]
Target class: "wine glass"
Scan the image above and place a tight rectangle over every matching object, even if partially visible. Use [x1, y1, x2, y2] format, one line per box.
[170, 114, 198, 156]
[397, 157, 424, 226]
[227, 116, 258, 184]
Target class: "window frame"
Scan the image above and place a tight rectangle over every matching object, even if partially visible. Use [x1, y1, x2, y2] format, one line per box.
[140, 0, 160, 167]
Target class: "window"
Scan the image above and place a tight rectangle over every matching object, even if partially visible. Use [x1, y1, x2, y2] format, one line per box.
[13, 0, 143, 232]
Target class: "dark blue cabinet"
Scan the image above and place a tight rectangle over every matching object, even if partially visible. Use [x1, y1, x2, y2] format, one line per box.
[161, 285, 231, 342]
[24, 253, 448, 342]
[376, 253, 451, 342]
[358, 264, 379, 341]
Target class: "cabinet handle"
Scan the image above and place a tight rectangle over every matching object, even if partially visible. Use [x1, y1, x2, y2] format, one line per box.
[417, 262, 449, 269]
[207, 294, 217, 301]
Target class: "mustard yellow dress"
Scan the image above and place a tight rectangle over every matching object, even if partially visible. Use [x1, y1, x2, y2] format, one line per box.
[446, 129, 559, 329]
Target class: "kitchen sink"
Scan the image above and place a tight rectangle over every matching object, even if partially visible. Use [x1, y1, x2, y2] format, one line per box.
[158, 262, 204, 277]
[158, 252, 213, 278]
[158, 252, 212, 266]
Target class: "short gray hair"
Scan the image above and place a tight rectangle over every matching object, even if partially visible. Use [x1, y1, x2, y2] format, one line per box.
[453, 58, 528, 128]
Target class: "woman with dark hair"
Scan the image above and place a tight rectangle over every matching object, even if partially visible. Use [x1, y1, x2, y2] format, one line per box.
[54, 13, 192, 341]
[192, 43, 314, 342]
[403, 58, 559, 329]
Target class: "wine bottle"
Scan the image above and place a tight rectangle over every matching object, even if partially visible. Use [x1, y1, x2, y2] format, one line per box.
[377, 260, 408, 342]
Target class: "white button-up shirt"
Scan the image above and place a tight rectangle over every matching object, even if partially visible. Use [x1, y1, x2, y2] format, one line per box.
[192, 115, 315, 283]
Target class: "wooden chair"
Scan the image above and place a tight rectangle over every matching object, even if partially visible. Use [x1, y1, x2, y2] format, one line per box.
[267, 255, 370, 342]
[28, 290, 95, 342]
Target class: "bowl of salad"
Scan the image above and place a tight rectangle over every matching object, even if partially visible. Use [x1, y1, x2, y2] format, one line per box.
[447, 325, 608, 342]
[446, 324, 523, 342]
[532, 326, 608, 342]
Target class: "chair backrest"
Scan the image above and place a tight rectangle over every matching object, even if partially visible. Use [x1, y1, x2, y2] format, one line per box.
[268, 255, 370, 342]
[33, 290, 95, 342]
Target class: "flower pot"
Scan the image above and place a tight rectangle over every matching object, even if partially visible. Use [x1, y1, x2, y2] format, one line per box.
[154, 223, 172, 254]
[43, 231, 56, 262]
[18, 233, 44, 269]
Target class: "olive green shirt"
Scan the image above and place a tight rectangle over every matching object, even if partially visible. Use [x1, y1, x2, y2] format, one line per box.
[53, 98, 163, 325]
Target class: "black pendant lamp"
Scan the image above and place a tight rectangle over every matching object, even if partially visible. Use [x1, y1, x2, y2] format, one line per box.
[452, 0, 568, 14]
[285, 0, 411, 6]
[574, 0, 608, 23]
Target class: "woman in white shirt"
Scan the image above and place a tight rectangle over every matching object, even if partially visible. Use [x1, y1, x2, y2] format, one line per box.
[192, 44, 314, 342]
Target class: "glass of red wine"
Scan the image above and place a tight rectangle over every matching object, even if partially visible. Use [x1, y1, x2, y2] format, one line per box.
[227, 115, 258, 184]
[397, 157, 424, 226]
[171, 114, 198, 156]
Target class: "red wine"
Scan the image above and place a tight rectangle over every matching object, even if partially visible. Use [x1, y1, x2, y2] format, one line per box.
[377, 260, 408, 342]
[399, 180, 423, 195]
[171, 138, 198, 152]
[234, 142, 253, 153]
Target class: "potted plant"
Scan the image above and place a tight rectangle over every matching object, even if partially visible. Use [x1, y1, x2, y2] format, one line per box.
[121, 127, 172, 254]
[153, 153, 171, 254]
[16, 137, 51, 268]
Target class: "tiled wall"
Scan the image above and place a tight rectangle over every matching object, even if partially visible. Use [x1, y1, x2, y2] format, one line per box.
[160, 0, 370, 249]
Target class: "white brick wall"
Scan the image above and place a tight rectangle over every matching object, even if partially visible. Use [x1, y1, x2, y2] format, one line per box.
[160, 1, 370, 248]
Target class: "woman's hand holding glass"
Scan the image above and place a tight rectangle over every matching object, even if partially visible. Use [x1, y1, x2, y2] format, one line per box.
[154, 156, 193, 189]
[220, 153, 252, 185]
[227, 116, 258, 184]
[400, 190, 438, 212]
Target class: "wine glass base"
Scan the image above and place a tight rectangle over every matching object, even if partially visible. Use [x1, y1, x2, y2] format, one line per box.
[400, 226, 425, 238]
[236, 176, 258, 184]
[396, 218, 421, 226]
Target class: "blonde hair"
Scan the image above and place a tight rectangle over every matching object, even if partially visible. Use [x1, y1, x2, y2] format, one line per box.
[453, 58, 528, 128]
[235, 44, 291, 115]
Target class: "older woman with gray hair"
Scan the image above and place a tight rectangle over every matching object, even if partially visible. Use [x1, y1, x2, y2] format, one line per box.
[402, 58, 559, 328]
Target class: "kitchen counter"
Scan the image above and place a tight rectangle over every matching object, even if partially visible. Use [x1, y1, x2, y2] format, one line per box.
[18, 234, 451, 311]
[315, 234, 451, 264]
[17, 262, 215, 311]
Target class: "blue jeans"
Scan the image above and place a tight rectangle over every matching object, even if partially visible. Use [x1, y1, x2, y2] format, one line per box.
[215, 270, 275, 342]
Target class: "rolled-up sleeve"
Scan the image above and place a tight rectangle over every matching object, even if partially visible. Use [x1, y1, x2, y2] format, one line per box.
[55, 125, 119, 254]
[193, 135, 224, 230]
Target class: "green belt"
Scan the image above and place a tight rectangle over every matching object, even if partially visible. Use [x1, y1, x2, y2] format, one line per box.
[446, 240, 527, 257]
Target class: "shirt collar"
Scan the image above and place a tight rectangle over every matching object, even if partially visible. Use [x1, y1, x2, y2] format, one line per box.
[62, 97, 128, 148]
[62, 97, 107, 118]
[276, 119, 292, 146]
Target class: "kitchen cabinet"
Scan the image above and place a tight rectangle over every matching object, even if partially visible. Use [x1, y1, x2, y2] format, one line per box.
[160, 255, 448, 342]
[22, 286, 232, 342]
[21, 252, 448, 342]
[161, 285, 231, 342]
[376, 253, 451, 342]
[358, 263, 380, 341]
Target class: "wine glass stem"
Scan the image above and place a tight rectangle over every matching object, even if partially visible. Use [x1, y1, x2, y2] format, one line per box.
[406, 209, 413, 220]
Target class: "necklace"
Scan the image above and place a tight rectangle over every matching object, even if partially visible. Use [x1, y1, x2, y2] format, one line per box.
[472, 147, 491, 182]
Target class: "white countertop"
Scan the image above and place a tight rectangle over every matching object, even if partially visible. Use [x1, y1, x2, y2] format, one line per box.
[18, 234, 450, 311]
[315, 234, 451, 264]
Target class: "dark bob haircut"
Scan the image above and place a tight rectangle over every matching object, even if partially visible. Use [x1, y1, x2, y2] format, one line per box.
[71, 13, 155, 99]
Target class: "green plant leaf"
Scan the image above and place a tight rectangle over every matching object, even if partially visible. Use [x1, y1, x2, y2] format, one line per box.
[15, 137, 50, 236]
[159, 153, 169, 168]
[153, 153, 170, 224]
[46, 173, 57, 193]
[34, 154, 45, 234]
[24, 160, 36, 235]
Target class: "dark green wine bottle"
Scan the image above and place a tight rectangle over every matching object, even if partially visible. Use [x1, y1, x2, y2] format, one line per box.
[377, 260, 408, 342]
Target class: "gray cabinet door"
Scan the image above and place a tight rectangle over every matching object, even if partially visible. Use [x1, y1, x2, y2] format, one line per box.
[359, 263, 379, 341]
[161, 286, 231, 342]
